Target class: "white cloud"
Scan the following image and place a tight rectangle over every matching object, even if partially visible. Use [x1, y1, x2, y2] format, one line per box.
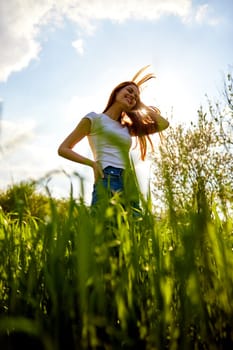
[195, 3, 221, 26]
[61, 0, 192, 23]
[72, 39, 84, 55]
[0, 119, 36, 155]
[0, 100, 3, 117]
[195, 3, 209, 22]
[0, 0, 193, 82]
[1, 0, 220, 84]
[0, 0, 54, 81]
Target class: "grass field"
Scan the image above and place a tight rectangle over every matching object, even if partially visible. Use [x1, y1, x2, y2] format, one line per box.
[0, 173, 232, 349]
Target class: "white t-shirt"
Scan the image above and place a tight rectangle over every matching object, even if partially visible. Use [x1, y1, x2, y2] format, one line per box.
[84, 112, 132, 169]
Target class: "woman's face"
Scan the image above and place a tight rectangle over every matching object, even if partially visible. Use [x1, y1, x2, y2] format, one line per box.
[115, 84, 139, 111]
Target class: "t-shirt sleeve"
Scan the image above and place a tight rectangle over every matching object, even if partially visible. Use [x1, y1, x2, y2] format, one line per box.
[83, 112, 99, 133]
[84, 112, 97, 123]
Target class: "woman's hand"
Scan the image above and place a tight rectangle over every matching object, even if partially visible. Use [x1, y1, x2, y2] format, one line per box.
[93, 161, 104, 183]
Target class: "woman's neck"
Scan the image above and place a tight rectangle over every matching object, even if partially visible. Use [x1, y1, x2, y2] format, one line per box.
[104, 104, 123, 121]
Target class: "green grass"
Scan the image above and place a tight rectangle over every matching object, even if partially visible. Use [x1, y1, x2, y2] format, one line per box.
[0, 179, 232, 350]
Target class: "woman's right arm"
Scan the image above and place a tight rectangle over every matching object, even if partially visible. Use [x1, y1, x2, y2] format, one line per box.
[58, 117, 103, 181]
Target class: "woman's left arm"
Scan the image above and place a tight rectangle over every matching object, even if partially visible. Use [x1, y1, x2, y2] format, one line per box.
[140, 106, 169, 135]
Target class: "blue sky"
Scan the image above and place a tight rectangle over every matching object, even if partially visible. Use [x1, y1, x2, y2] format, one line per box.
[0, 0, 232, 203]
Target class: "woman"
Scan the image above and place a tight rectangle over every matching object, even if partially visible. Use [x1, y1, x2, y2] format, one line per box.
[58, 66, 169, 211]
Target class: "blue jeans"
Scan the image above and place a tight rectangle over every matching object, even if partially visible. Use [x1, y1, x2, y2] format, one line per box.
[91, 166, 141, 214]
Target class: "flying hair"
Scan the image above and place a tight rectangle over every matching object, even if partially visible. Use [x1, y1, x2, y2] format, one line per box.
[131, 64, 155, 87]
[103, 65, 169, 160]
[128, 65, 169, 160]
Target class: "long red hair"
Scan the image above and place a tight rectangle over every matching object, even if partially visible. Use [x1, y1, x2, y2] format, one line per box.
[103, 67, 168, 160]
